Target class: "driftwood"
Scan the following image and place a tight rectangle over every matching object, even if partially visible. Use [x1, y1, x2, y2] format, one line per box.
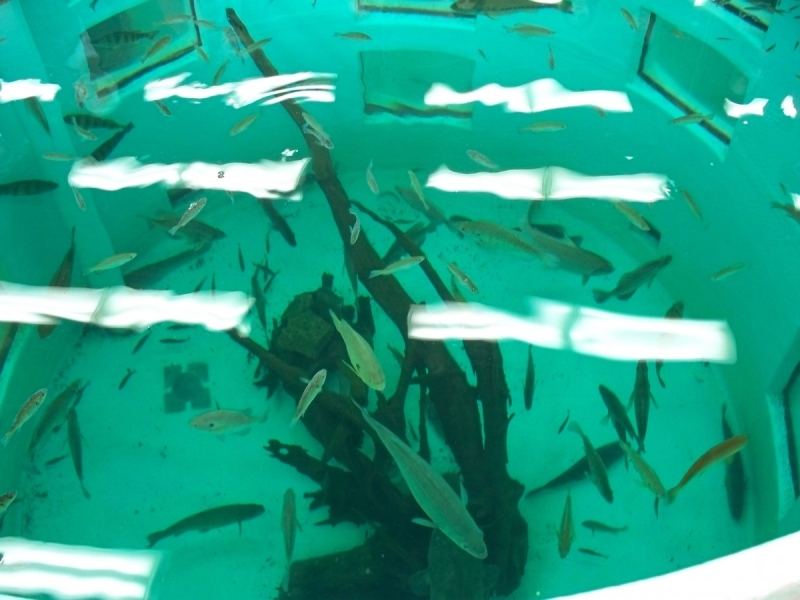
[225, 8, 527, 596]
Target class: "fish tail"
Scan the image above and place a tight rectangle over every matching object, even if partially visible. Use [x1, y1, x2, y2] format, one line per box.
[368, 270, 382, 279]
[665, 487, 678, 504]
[566, 421, 582, 436]
[168, 226, 178, 236]
[0, 433, 9, 447]
[146, 530, 164, 547]
[592, 288, 611, 303]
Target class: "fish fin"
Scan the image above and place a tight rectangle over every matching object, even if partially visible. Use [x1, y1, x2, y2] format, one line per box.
[411, 518, 437, 529]
[570, 236, 584, 247]
[566, 421, 582, 436]
[299, 377, 310, 384]
[582, 274, 589, 286]
[459, 480, 469, 507]
[408, 570, 430, 596]
[341, 360, 358, 377]
[592, 288, 610, 304]
[600, 415, 610, 425]
[295, 517, 303, 532]
[618, 290, 636, 301]
[654, 496, 659, 518]
[651, 393, 658, 409]
[238, 520, 242, 535]
[627, 392, 634, 411]
[281, 569, 290, 592]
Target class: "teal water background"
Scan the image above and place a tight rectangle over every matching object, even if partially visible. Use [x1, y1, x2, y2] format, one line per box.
[2, 0, 800, 598]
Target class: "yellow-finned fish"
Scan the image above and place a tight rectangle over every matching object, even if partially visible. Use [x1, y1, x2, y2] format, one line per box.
[408, 170, 429, 210]
[667, 435, 749, 502]
[613, 201, 650, 231]
[169, 198, 207, 236]
[230, 113, 259, 136]
[329, 310, 386, 391]
[190, 409, 262, 434]
[281, 488, 302, 591]
[291, 369, 327, 426]
[369, 256, 425, 278]
[2, 388, 47, 446]
[352, 398, 487, 559]
[557, 491, 574, 558]
[519, 121, 566, 133]
[141, 35, 172, 63]
[567, 422, 613, 503]
[466, 150, 498, 170]
[0, 490, 17, 517]
[621, 8, 638, 30]
[504, 24, 555, 37]
[710, 263, 746, 281]
[440, 254, 478, 293]
[619, 441, 666, 515]
[85, 252, 137, 274]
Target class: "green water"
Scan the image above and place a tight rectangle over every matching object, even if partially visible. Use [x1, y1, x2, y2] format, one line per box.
[0, 0, 798, 598]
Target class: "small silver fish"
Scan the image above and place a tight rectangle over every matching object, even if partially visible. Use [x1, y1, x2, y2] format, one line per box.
[440, 254, 478, 293]
[408, 170, 428, 209]
[0, 490, 17, 517]
[621, 8, 638, 30]
[231, 113, 259, 136]
[504, 24, 554, 37]
[466, 150, 498, 170]
[246, 38, 272, 54]
[213, 61, 229, 86]
[366, 160, 379, 194]
[369, 256, 425, 278]
[669, 112, 714, 125]
[72, 187, 86, 211]
[334, 32, 371, 41]
[194, 43, 209, 62]
[85, 252, 137, 274]
[519, 121, 566, 133]
[349, 209, 361, 245]
[2, 389, 47, 446]
[302, 122, 333, 149]
[291, 370, 327, 426]
[154, 100, 172, 116]
[169, 198, 207, 236]
[710, 263, 746, 281]
[141, 35, 172, 63]
[43, 152, 78, 161]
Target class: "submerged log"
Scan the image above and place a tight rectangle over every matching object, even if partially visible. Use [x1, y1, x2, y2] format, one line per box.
[226, 8, 527, 596]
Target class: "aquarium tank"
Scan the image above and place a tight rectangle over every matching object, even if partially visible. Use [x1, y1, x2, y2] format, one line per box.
[0, 0, 799, 598]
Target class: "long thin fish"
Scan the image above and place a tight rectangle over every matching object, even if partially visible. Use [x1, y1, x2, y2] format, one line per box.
[67, 407, 90, 499]
[329, 311, 385, 390]
[369, 256, 425, 278]
[525, 442, 622, 497]
[147, 504, 265, 547]
[628, 360, 656, 452]
[582, 520, 627, 535]
[599, 384, 639, 449]
[567, 422, 614, 503]
[118, 368, 135, 390]
[28, 381, 86, 459]
[89, 123, 134, 162]
[557, 491, 574, 558]
[38, 227, 76, 338]
[259, 201, 297, 247]
[281, 489, 301, 591]
[668, 435, 749, 502]
[523, 345, 535, 410]
[353, 399, 487, 558]
[722, 405, 746, 521]
[655, 301, 684, 387]
[24, 97, 50, 135]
